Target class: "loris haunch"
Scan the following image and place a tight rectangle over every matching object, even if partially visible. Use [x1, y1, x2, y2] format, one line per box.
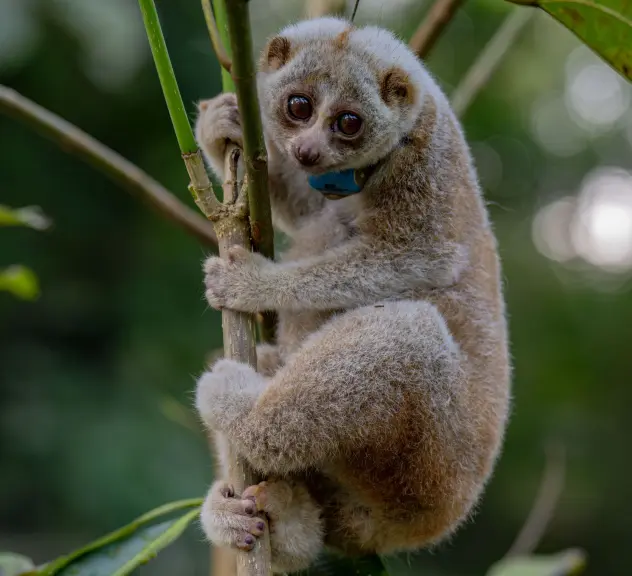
[194, 16, 511, 574]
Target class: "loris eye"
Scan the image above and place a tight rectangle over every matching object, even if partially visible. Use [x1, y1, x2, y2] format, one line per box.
[335, 112, 363, 136]
[288, 95, 313, 120]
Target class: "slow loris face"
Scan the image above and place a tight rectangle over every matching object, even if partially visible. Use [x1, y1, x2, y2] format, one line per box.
[257, 20, 427, 174]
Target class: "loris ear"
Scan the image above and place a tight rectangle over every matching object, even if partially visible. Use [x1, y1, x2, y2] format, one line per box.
[380, 67, 417, 106]
[261, 36, 292, 71]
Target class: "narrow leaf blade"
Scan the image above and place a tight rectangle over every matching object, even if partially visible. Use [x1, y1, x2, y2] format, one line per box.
[56, 509, 200, 576]
[39, 499, 201, 576]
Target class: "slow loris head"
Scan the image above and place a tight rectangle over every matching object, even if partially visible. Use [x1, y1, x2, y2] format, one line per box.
[257, 17, 437, 174]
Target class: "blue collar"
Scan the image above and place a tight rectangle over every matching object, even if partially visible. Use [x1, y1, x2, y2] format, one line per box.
[306, 135, 411, 200]
[307, 167, 375, 200]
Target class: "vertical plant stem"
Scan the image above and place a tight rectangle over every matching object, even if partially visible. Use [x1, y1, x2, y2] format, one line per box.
[213, 0, 236, 92]
[212, 1, 275, 574]
[222, 0, 276, 344]
[138, 0, 198, 154]
[138, 1, 273, 575]
[202, 0, 233, 74]
[216, 147, 272, 576]
[209, 0, 275, 571]
[138, 0, 217, 216]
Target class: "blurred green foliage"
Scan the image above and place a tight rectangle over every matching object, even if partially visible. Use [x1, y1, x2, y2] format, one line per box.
[507, 0, 632, 82]
[1, 1, 631, 575]
[0, 205, 50, 300]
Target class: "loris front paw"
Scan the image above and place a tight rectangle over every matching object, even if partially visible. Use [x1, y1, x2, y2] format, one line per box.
[203, 246, 269, 312]
[195, 358, 266, 433]
[195, 93, 243, 179]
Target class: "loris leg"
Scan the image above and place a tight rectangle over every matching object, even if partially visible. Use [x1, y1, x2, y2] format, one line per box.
[200, 479, 323, 574]
[197, 300, 461, 476]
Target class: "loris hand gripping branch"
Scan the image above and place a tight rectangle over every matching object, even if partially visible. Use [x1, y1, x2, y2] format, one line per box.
[194, 16, 510, 574]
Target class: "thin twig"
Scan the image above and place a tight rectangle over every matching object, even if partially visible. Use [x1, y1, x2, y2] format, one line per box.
[351, 0, 361, 21]
[0, 85, 217, 246]
[451, 7, 534, 117]
[505, 442, 566, 557]
[409, 0, 465, 60]
[201, 0, 232, 73]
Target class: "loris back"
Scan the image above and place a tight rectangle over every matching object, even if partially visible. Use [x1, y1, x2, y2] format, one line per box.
[195, 16, 511, 573]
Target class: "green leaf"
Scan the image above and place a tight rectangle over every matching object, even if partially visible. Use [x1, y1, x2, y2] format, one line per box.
[36, 498, 202, 576]
[487, 549, 587, 576]
[0, 205, 51, 230]
[0, 552, 36, 576]
[301, 552, 389, 576]
[0, 266, 40, 300]
[507, 0, 632, 81]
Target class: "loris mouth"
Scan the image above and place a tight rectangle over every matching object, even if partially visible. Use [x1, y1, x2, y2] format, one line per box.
[294, 162, 335, 176]
[299, 159, 362, 177]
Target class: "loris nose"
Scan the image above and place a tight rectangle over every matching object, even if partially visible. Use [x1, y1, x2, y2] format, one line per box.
[294, 145, 320, 166]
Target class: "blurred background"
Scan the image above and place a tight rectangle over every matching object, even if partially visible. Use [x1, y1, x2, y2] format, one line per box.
[1, 0, 631, 574]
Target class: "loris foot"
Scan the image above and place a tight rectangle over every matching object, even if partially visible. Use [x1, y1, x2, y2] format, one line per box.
[242, 480, 292, 525]
[201, 481, 267, 552]
[243, 480, 324, 574]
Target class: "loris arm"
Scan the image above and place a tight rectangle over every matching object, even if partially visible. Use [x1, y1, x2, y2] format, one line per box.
[204, 239, 464, 313]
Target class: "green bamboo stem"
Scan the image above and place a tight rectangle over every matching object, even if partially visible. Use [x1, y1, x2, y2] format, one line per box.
[138, 0, 218, 219]
[212, 0, 236, 91]
[221, 0, 276, 344]
[223, 1, 274, 263]
[138, 0, 197, 154]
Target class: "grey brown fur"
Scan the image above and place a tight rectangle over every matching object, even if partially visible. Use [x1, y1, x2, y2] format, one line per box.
[194, 16, 510, 574]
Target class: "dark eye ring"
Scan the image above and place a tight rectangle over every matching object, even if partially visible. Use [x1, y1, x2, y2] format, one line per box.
[335, 112, 363, 136]
[288, 95, 313, 120]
